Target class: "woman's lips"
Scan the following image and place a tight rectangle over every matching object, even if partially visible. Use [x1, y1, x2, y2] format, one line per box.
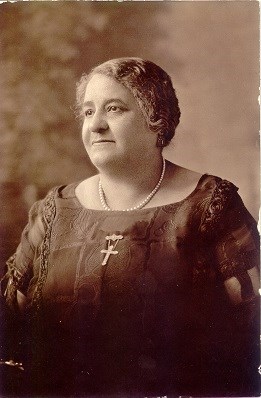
[92, 139, 114, 145]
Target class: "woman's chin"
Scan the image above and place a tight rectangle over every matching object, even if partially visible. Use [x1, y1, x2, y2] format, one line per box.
[89, 152, 118, 170]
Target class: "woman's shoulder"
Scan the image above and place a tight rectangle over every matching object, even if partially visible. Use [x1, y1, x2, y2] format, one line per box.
[38, 177, 99, 211]
[45, 182, 78, 199]
[41, 180, 90, 201]
[28, 182, 81, 223]
[164, 162, 238, 205]
[179, 168, 247, 236]
[167, 165, 256, 238]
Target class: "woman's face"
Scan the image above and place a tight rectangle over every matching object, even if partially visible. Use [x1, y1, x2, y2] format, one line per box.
[81, 74, 157, 170]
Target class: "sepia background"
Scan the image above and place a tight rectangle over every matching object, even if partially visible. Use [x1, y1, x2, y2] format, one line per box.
[0, 1, 259, 275]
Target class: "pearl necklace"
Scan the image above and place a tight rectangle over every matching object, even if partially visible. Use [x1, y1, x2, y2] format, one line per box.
[98, 158, 166, 211]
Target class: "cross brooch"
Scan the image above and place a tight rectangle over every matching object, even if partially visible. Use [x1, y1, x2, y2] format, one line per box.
[101, 234, 123, 266]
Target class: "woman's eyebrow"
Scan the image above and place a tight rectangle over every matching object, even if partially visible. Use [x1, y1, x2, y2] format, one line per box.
[83, 98, 127, 107]
[105, 98, 127, 106]
[82, 100, 94, 107]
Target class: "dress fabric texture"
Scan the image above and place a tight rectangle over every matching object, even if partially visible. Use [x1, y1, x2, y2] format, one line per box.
[2, 174, 260, 397]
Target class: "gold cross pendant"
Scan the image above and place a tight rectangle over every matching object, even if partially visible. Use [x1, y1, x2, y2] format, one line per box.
[101, 234, 123, 266]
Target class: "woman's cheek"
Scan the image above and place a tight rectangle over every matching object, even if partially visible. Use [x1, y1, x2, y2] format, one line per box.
[81, 121, 90, 143]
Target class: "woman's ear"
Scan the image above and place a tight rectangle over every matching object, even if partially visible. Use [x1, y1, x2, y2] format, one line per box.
[156, 133, 166, 147]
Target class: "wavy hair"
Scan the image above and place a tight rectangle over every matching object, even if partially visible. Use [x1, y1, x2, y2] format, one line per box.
[76, 57, 181, 147]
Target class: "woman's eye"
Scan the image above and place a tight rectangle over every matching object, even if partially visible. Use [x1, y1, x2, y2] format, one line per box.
[107, 105, 122, 113]
[84, 109, 94, 117]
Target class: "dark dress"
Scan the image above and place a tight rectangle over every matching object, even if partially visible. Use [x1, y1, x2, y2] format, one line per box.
[1, 175, 260, 397]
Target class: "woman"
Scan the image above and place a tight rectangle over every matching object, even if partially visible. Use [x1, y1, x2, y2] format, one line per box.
[1, 58, 260, 397]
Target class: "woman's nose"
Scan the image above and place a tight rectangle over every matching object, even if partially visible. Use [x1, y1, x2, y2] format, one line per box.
[88, 111, 108, 133]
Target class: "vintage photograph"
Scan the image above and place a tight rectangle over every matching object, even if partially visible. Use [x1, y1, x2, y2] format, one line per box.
[0, 2, 260, 397]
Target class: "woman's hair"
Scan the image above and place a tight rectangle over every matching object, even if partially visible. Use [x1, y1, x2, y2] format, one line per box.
[76, 57, 181, 146]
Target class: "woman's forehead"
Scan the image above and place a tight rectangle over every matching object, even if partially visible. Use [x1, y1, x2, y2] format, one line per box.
[84, 74, 134, 104]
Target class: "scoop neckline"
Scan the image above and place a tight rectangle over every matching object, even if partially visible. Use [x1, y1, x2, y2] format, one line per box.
[70, 173, 209, 215]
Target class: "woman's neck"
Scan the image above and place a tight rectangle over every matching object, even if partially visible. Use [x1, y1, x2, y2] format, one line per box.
[98, 155, 165, 211]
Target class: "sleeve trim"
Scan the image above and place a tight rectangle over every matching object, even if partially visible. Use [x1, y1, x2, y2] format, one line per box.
[31, 187, 57, 313]
[199, 179, 238, 235]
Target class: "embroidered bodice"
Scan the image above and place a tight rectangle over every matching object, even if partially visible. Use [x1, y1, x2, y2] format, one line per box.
[2, 174, 260, 397]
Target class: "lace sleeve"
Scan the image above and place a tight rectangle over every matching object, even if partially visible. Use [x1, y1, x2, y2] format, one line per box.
[1, 198, 47, 311]
[200, 179, 259, 304]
